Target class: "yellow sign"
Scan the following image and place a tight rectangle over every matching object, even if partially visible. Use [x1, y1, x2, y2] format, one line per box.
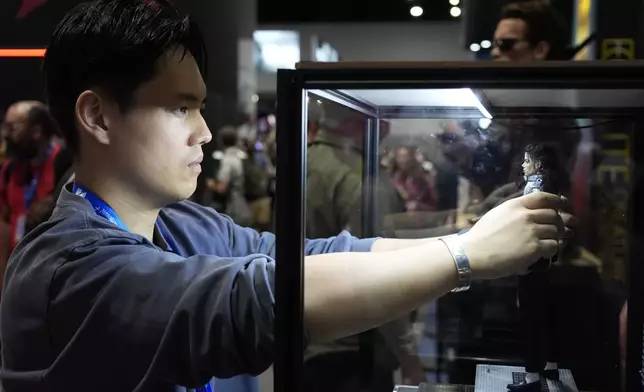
[574, 0, 592, 60]
[601, 38, 635, 60]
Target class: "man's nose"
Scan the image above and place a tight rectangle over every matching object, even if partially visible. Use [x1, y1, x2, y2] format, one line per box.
[491, 46, 501, 59]
[196, 120, 212, 146]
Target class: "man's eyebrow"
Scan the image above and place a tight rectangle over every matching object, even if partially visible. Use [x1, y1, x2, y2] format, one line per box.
[175, 93, 207, 104]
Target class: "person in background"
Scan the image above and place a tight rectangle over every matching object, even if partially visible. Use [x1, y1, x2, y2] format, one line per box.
[492, 0, 568, 62]
[391, 146, 436, 213]
[305, 100, 426, 392]
[24, 146, 75, 235]
[0, 101, 61, 289]
[207, 125, 252, 226]
[243, 138, 274, 231]
[490, 5, 598, 391]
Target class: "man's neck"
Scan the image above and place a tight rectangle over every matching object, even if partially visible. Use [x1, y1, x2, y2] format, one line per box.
[74, 168, 160, 241]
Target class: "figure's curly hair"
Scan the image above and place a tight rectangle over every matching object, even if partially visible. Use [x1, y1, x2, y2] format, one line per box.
[523, 143, 569, 194]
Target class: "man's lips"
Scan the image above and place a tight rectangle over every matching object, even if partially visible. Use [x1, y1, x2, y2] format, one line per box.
[189, 154, 203, 166]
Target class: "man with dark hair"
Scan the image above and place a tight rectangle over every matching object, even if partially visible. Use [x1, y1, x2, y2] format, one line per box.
[0, 101, 62, 288]
[0, 1, 574, 392]
[492, 0, 569, 61]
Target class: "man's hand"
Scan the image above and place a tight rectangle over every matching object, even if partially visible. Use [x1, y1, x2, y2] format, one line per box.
[460, 192, 575, 280]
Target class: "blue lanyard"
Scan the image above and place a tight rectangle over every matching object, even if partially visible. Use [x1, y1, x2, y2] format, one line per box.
[72, 183, 178, 252]
[196, 384, 213, 392]
[24, 144, 54, 208]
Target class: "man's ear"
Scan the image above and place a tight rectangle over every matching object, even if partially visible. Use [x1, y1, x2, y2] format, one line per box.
[533, 41, 550, 61]
[75, 90, 111, 146]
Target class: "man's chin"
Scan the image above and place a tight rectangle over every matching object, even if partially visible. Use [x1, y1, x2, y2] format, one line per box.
[177, 182, 198, 202]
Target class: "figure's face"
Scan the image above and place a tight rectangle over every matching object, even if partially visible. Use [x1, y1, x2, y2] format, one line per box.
[522, 152, 537, 176]
[492, 18, 549, 62]
[83, 47, 211, 205]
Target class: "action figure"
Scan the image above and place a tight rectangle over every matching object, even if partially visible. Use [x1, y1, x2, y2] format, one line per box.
[508, 144, 563, 392]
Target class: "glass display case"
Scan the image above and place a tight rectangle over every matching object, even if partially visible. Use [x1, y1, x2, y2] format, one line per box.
[274, 62, 644, 392]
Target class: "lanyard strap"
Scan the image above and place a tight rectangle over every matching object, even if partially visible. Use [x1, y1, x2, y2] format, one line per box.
[196, 383, 213, 392]
[72, 183, 177, 252]
[24, 144, 55, 208]
[72, 184, 129, 230]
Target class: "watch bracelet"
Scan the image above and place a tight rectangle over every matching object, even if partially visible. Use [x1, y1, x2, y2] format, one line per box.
[439, 236, 472, 292]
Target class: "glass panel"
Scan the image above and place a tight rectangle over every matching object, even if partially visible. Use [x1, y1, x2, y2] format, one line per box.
[303, 86, 635, 392]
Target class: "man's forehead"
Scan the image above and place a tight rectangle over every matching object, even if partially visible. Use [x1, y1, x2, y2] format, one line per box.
[495, 18, 528, 37]
[141, 48, 207, 101]
[4, 103, 29, 121]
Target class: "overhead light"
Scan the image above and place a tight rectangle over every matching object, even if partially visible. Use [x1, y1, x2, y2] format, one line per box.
[410, 6, 424, 17]
[479, 118, 492, 129]
[481, 40, 492, 49]
[463, 89, 492, 119]
[449, 0, 460, 5]
[312, 88, 493, 120]
[470, 43, 481, 52]
[251, 94, 259, 103]
[450, 6, 462, 17]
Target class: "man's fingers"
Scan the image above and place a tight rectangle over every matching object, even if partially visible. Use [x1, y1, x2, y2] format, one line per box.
[560, 212, 578, 229]
[519, 192, 566, 211]
[534, 225, 561, 240]
[537, 239, 560, 259]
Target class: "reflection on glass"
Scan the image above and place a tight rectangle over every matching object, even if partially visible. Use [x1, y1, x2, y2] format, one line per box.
[303, 87, 633, 392]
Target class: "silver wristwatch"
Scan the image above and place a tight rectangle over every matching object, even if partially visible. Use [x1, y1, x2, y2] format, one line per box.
[439, 236, 472, 292]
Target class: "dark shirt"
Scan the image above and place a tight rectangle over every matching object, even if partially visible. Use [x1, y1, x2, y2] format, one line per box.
[0, 184, 375, 392]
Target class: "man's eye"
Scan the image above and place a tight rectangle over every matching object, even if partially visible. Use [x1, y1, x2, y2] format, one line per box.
[174, 107, 189, 116]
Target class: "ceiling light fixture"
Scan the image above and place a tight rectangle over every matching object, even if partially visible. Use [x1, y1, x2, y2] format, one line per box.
[410, 5, 424, 17]
[450, 6, 462, 17]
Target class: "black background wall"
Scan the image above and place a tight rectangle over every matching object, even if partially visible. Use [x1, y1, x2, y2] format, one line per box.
[0, 0, 83, 113]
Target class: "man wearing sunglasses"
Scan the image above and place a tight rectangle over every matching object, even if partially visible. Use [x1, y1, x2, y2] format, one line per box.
[492, 0, 568, 62]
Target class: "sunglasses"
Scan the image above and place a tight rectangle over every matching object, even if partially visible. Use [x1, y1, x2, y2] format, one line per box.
[493, 38, 525, 52]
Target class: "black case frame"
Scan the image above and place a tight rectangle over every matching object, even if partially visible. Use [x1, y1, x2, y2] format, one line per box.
[274, 61, 644, 392]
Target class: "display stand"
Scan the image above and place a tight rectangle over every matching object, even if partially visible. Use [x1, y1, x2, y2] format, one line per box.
[393, 365, 578, 392]
[474, 365, 578, 392]
[393, 384, 474, 392]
